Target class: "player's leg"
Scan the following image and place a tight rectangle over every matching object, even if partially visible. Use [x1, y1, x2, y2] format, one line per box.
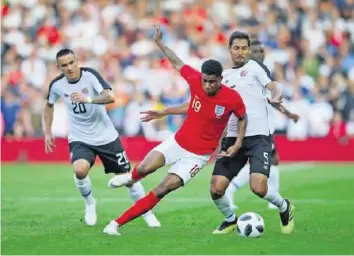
[103, 153, 208, 235]
[95, 137, 161, 228]
[108, 136, 179, 188]
[247, 135, 294, 234]
[211, 137, 248, 234]
[103, 173, 184, 235]
[267, 148, 280, 209]
[69, 142, 97, 226]
[225, 163, 250, 209]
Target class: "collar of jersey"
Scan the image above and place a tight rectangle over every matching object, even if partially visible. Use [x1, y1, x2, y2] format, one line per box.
[232, 59, 249, 69]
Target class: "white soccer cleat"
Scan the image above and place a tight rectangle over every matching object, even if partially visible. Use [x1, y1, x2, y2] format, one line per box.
[103, 220, 121, 236]
[108, 173, 133, 188]
[143, 211, 161, 228]
[85, 201, 97, 226]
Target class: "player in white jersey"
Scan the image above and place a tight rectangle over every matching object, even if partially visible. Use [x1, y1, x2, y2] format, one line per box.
[43, 49, 160, 227]
[141, 32, 295, 235]
[225, 40, 300, 210]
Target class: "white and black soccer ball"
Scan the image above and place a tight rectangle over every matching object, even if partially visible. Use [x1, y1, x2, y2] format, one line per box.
[236, 212, 265, 238]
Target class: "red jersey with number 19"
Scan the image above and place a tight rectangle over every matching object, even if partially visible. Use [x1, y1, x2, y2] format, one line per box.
[174, 65, 246, 155]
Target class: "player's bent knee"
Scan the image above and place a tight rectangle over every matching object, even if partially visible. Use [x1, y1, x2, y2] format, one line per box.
[210, 186, 226, 200]
[249, 174, 267, 198]
[210, 175, 229, 200]
[73, 159, 91, 179]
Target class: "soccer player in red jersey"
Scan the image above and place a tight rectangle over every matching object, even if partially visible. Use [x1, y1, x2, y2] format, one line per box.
[103, 24, 247, 235]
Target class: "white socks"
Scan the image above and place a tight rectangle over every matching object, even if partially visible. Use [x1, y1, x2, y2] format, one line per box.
[268, 165, 280, 191]
[74, 175, 95, 205]
[264, 185, 287, 212]
[213, 195, 236, 222]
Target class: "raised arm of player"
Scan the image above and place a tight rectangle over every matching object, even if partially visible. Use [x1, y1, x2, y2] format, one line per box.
[153, 23, 184, 71]
[141, 102, 189, 122]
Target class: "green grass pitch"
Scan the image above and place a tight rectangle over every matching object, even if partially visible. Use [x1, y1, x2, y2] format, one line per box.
[1, 163, 354, 255]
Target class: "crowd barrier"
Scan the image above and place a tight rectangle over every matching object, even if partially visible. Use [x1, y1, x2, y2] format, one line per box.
[1, 136, 354, 163]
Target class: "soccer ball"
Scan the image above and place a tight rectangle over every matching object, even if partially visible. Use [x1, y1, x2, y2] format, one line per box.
[236, 212, 265, 238]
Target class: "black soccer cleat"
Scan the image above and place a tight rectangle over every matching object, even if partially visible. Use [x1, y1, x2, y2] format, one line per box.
[280, 199, 294, 234]
[212, 219, 237, 234]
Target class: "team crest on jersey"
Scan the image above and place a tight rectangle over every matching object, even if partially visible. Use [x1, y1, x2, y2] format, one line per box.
[82, 88, 89, 94]
[215, 105, 225, 117]
[240, 70, 248, 77]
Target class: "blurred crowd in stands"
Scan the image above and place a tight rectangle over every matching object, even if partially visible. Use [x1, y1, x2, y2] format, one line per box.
[1, 0, 354, 142]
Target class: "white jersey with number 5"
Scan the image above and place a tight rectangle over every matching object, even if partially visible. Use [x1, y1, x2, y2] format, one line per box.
[46, 67, 118, 145]
[222, 59, 274, 137]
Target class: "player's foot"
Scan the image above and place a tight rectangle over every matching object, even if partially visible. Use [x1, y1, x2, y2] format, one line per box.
[142, 211, 161, 227]
[212, 219, 237, 234]
[268, 203, 278, 210]
[85, 200, 97, 226]
[280, 199, 294, 234]
[103, 220, 121, 236]
[108, 173, 134, 188]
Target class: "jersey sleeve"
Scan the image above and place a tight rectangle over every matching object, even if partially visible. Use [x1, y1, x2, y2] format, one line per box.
[180, 65, 202, 91]
[85, 67, 111, 94]
[46, 81, 59, 104]
[254, 61, 274, 87]
[231, 91, 246, 118]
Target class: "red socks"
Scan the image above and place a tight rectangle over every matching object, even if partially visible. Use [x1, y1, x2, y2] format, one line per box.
[131, 165, 147, 181]
[115, 192, 160, 226]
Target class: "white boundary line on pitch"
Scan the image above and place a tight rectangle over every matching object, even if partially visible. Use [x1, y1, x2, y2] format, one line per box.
[2, 197, 353, 205]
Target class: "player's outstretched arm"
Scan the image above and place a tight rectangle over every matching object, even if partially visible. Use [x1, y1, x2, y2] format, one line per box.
[153, 23, 184, 71]
[141, 102, 189, 122]
[272, 103, 300, 123]
[43, 101, 55, 153]
[266, 82, 283, 105]
[71, 89, 115, 105]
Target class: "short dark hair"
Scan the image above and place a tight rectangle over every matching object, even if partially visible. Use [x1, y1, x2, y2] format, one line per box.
[228, 31, 250, 47]
[201, 59, 223, 77]
[250, 40, 263, 46]
[56, 48, 75, 60]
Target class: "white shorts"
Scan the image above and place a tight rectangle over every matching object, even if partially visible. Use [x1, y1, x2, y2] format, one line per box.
[153, 135, 210, 185]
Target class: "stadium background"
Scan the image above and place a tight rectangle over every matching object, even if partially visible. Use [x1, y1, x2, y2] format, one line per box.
[1, 0, 354, 255]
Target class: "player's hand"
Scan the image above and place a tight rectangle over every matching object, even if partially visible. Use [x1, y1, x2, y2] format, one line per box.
[290, 114, 300, 123]
[218, 144, 241, 158]
[140, 110, 166, 122]
[44, 132, 55, 153]
[153, 23, 163, 42]
[71, 92, 90, 103]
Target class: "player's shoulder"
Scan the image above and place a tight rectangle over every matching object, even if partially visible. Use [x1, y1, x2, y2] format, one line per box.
[222, 68, 235, 77]
[221, 84, 241, 98]
[48, 73, 65, 91]
[81, 67, 104, 80]
[248, 59, 271, 75]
